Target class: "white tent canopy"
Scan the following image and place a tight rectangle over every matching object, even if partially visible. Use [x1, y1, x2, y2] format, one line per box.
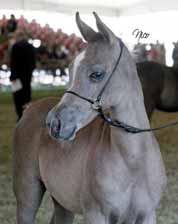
[1, 0, 178, 16]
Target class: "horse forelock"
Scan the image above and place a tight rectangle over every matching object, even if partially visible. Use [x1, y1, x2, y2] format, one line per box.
[71, 50, 86, 86]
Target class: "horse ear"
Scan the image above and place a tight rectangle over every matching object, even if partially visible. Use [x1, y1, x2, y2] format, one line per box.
[93, 11, 116, 44]
[76, 12, 98, 42]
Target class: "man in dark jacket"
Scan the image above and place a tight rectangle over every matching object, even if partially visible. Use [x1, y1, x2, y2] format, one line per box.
[10, 32, 36, 120]
[7, 14, 17, 33]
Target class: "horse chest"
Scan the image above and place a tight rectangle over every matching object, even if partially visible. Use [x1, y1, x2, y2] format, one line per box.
[85, 150, 135, 215]
[39, 144, 88, 213]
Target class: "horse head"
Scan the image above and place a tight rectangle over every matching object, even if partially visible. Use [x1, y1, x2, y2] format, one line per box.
[46, 12, 140, 141]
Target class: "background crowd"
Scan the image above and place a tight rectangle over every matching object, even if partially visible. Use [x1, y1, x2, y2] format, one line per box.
[0, 14, 86, 77]
[132, 41, 178, 67]
[132, 41, 166, 64]
[1, 14, 178, 75]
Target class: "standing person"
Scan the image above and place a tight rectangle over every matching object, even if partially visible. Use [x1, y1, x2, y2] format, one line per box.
[0, 15, 8, 36]
[172, 42, 178, 67]
[10, 32, 36, 120]
[7, 14, 17, 33]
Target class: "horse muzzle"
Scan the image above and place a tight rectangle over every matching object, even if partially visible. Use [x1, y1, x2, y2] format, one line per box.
[46, 109, 77, 141]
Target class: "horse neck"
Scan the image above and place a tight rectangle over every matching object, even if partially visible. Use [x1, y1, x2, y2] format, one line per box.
[109, 87, 151, 166]
[110, 48, 150, 140]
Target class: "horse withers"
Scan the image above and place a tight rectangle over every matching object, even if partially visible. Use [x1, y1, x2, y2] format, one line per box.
[13, 13, 167, 224]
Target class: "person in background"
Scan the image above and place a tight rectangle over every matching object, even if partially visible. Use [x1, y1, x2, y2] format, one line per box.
[0, 15, 8, 36]
[7, 14, 17, 34]
[9, 32, 36, 120]
[172, 41, 178, 67]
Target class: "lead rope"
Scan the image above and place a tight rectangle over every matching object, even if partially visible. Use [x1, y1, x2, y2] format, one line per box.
[97, 107, 178, 134]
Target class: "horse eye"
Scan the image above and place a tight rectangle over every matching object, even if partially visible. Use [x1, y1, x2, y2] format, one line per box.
[89, 72, 104, 82]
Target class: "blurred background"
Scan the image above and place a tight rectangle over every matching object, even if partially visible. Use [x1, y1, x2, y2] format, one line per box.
[0, 1, 178, 223]
[1, 1, 178, 90]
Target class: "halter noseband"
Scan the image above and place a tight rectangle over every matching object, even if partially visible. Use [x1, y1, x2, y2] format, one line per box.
[64, 39, 178, 134]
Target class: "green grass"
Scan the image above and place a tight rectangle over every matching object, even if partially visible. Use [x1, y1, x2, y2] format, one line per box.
[0, 90, 178, 223]
[0, 88, 64, 104]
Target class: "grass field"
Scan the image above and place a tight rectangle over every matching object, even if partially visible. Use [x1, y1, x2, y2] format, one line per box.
[0, 89, 178, 224]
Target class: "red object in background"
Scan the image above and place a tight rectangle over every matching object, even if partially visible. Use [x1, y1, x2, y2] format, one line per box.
[147, 48, 159, 61]
[0, 41, 8, 60]
[0, 15, 85, 67]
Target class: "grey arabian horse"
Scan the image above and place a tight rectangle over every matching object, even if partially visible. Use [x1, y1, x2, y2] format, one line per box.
[13, 13, 167, 224]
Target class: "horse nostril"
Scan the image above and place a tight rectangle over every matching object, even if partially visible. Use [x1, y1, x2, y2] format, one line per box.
[46, 120, 51, 129]
[46, 110, 54, 128]
[53, 118, 61, 130]
[51, 118, 61, 136]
